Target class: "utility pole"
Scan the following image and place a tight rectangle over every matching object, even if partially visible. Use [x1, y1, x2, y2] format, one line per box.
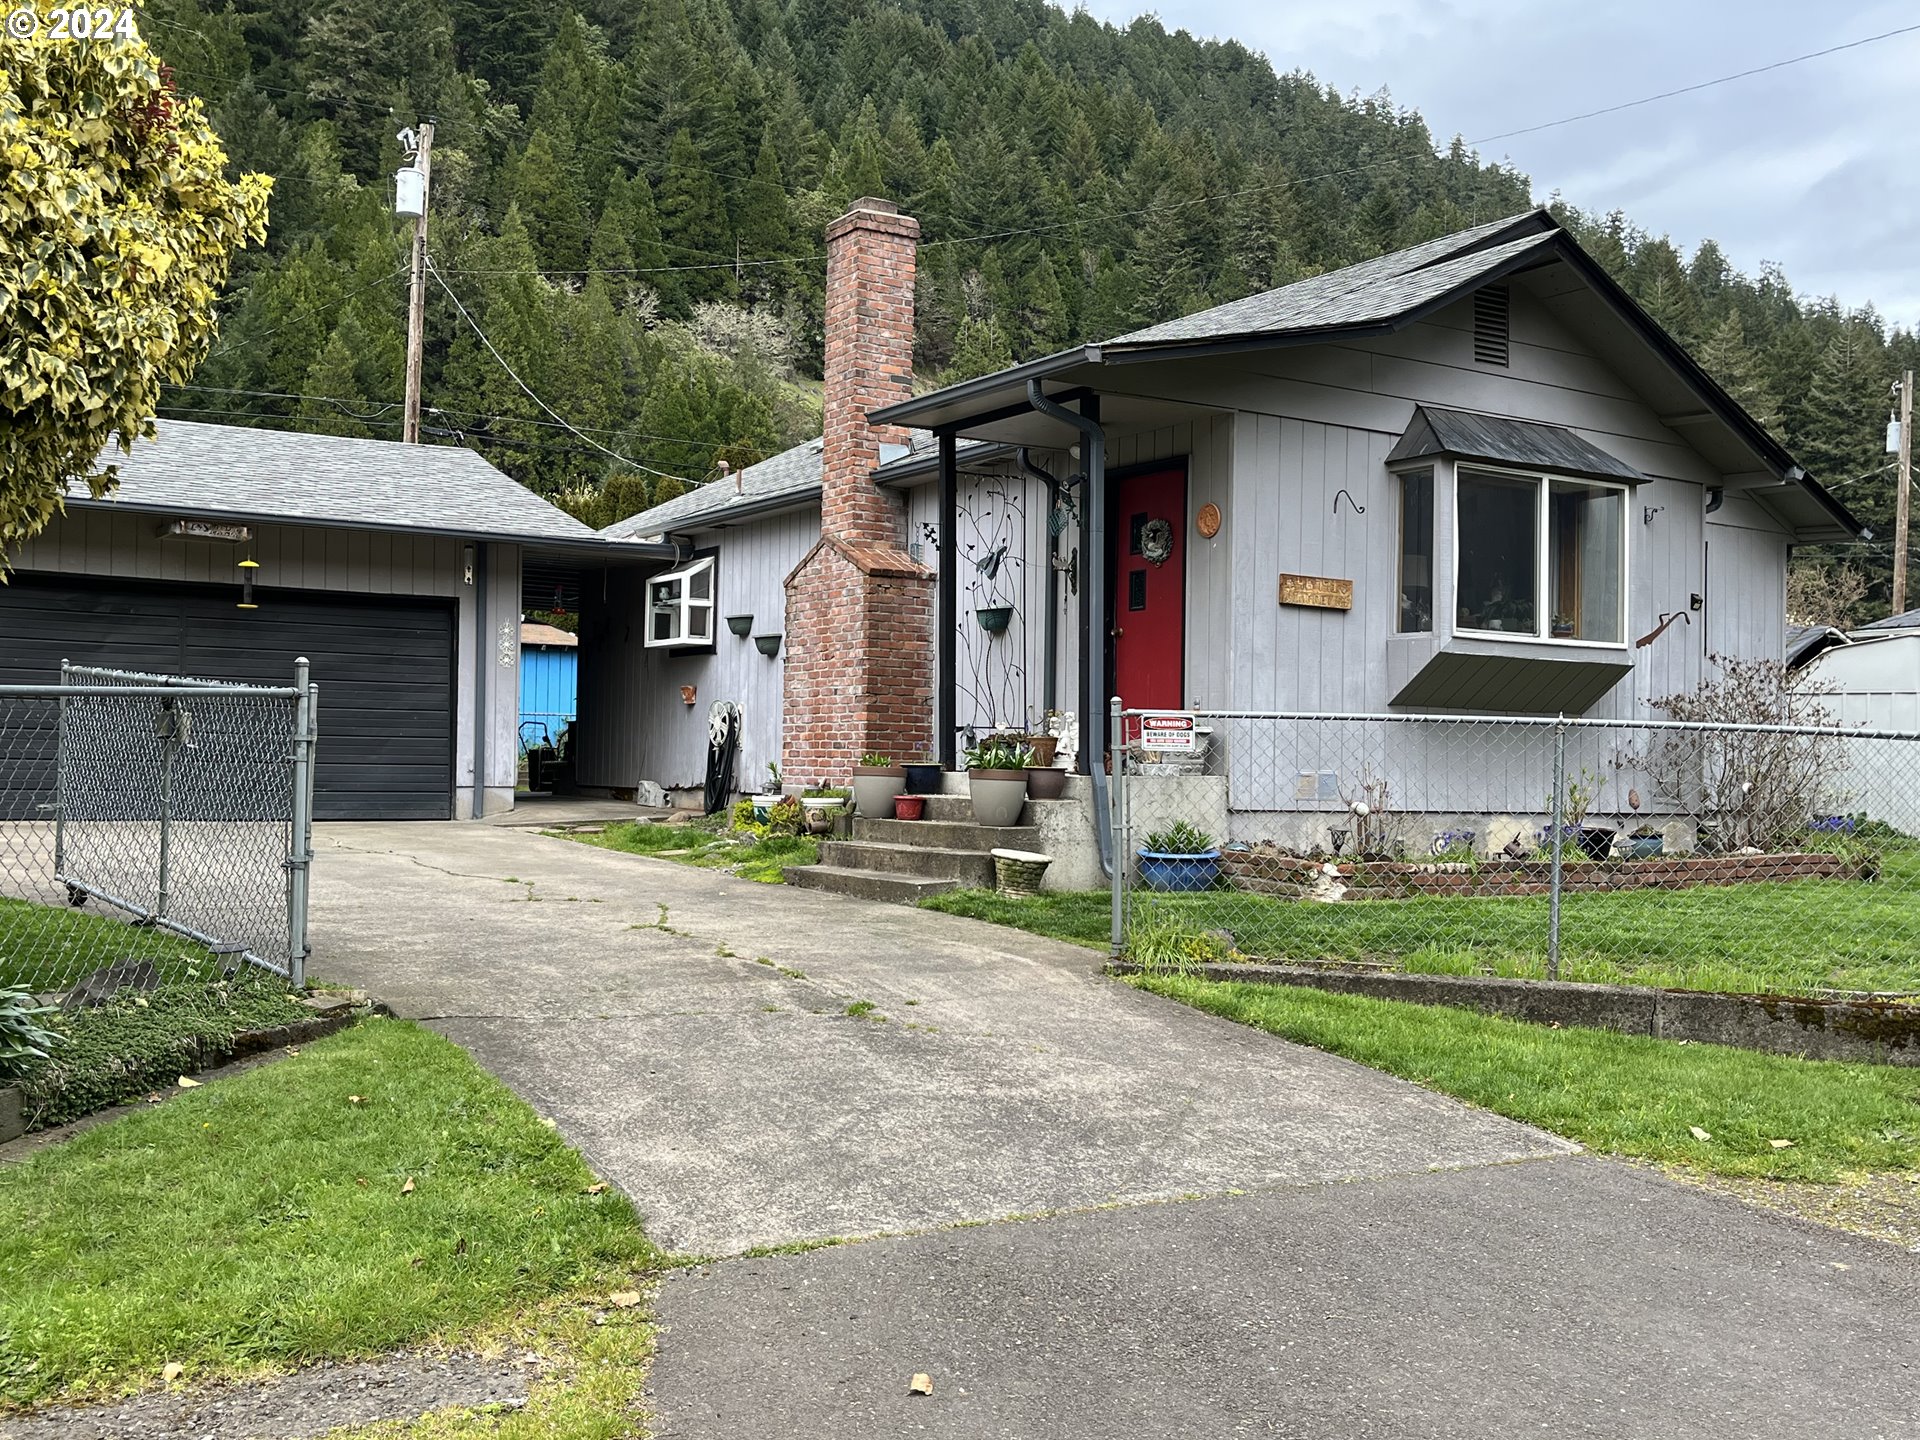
[401, 121, 435, 444]
[1894, 370, 1914, 616]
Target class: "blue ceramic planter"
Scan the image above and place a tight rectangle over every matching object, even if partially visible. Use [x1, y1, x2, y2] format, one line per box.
[1137, 848, 1222, 892]
[1627, 834, 1663, 859]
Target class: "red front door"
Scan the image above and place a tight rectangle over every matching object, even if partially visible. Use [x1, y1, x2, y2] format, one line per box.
[1111, 468, 1187, 712]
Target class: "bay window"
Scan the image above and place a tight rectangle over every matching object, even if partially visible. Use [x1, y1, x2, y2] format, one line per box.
[646, 554, 716, 648]
[1454, 467, 1626, 643]
[1397, 467, 1434, 633]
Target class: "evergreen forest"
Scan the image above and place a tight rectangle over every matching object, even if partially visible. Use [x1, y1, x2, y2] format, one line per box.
[144, 0, 1919, 617]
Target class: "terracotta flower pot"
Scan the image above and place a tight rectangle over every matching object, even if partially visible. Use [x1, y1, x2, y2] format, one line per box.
[893, 794, 926, 820]
[1025, 766, 1067, 800]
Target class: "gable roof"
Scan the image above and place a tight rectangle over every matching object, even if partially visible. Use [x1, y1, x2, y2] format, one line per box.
[79, 420, 607, 546]
[1107, 214, 1555, 350]
[602, 438, 825, 539]
[1386, 405, 1647, 485]
[1854, 608, 1920, 633]
[869, 210, 1863, 544]
[602, 434, 1010, 538]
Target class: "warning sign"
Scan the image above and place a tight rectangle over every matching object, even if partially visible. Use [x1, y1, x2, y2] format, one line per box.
[1137, 711, 1198, 752]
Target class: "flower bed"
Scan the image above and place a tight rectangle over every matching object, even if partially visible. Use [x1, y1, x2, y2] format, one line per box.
[1220, 845, 1857, 900]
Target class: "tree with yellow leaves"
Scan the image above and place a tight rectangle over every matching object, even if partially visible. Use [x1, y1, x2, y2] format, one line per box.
[0, 12, 269, 553]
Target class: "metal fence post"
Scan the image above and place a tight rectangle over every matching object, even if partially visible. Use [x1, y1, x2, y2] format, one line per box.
[1548, 716, 1566, 982]
[156, 702, 179, 921]
[1109, 695, 1125, 958]
[287, 658, 316, 988]
[53, 657, 69, 876]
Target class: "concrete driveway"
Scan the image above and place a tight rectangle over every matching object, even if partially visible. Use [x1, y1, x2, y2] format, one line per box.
[310, 823, 1918, 1437]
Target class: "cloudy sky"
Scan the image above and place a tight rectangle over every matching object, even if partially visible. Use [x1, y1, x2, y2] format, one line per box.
[1076, 1, 1920, 332]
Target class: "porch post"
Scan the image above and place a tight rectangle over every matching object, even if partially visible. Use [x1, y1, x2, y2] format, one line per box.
[937, 429, 958, 770]
[1081, 394, 1106, 790]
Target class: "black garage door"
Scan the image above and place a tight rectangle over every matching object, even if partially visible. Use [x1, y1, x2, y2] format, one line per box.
[0, 577, 455, 820]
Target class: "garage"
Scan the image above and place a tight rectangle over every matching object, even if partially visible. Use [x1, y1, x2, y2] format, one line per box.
[4, 421, 672, 821]
[0, 576, 456, 820]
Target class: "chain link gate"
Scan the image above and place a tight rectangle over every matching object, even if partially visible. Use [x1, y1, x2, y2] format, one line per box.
[1111, 706, 1920, 996]
[0, 661, 318, 998]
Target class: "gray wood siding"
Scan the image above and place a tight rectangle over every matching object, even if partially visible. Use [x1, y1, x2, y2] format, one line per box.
[13, 507, 516, 817]
[574, 506, 817, 792]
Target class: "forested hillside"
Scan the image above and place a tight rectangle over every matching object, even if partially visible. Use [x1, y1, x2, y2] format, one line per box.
[147, 0, 1916, 614]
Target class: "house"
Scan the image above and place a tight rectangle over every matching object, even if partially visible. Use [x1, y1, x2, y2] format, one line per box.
[5, 422, 669, 818]
[1793, 610, 1920, 833]
[576, 201, 1864, 867]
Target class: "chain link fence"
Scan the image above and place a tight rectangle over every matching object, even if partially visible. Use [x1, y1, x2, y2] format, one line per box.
[0, 663, 318, 1001]
[1112, 706, 1920, 999]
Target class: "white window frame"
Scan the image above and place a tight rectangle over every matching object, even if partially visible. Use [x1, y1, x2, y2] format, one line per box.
[1451, 463, 1629, 647]
[645, 554, 717, 649]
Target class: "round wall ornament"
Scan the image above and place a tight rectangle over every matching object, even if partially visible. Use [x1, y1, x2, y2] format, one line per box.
[1141, 518, 1175, 565]
[1195, 502, 1222, 539]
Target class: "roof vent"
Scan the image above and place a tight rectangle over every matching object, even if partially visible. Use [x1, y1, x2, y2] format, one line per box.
[1473, 287, 1510, 367]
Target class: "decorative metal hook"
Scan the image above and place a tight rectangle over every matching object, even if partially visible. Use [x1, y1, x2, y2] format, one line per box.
[1333, 489, 1365, 516]
[1635, 610, 1692, 649]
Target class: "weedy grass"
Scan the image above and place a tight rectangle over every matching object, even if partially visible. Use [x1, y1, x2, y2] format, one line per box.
[922, 849, 1920, 998]
[0, 1019, 655, 1408]
[1135, 974, 1920, 1183]
[563, 820, 817, 884]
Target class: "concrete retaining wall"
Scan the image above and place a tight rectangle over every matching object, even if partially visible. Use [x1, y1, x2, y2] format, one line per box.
[1109, 961, 1920, 1067]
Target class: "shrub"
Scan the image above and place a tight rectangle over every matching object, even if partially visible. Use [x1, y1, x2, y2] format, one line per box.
[766, 797, 803, 834]
[1640, 655, 1849, 850]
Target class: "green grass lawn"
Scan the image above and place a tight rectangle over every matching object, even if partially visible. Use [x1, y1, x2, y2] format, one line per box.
[0, 1018, 655, 1408]
[563, 818, 817, 883]
[0, 895, 219, 993]
[923, 846, 1920, 997]
[1136, 974, 1920, 1182]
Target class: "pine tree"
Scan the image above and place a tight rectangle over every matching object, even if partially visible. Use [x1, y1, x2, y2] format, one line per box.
[946, 313, 1014, 381]
[655, 129, 735, 305]
[1695, 312, 1783, 438]
[297, 314, 383, 439]
[509, 129, 591, 275]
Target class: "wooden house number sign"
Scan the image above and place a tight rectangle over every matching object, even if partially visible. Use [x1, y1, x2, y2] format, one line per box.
[1278, 573, 1353, 611]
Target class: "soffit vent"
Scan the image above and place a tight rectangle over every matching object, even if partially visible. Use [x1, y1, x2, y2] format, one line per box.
[1473, 286, 1510, 367]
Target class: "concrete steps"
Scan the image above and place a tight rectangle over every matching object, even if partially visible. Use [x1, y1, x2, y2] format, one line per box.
[818, 839, 996, 886]
[792, 786, 1058, 904]
[784, 865, 963, 903]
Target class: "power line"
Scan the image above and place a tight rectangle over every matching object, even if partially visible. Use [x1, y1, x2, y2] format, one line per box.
[1466, 24, 1920, 147]
[426, 254, 697, 485]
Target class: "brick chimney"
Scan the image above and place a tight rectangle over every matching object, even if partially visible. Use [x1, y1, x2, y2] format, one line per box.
[781, 198, 935, 784]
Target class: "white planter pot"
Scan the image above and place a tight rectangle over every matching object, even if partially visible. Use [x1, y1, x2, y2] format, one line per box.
[968, 770, 1028, 828]
[852, 769, 905, 818]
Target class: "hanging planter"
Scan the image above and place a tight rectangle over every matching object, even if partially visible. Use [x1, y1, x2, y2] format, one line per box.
[754, 633, 782, 657]
[975, 605, 1013, 634]
[726, 614, 754, 637]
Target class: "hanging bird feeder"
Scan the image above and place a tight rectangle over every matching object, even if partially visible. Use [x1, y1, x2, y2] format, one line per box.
[236, 557, 260, 610]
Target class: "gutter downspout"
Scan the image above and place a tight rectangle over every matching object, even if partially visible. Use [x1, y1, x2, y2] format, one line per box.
[1026, 382, 1111, 878]
[1017, 446, 1067, 717]
[472, 541, 488, 818]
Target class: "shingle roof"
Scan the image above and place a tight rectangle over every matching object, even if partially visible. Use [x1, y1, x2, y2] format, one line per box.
[1855, 608, 1920, 632]
[81, 419, 600, 543]
[602, 438, 825, 539]
[1107, 213, 1554, 349]
[1785, 622, 1848, 667]
[602, 434, 1002, 537]
[1386, 405, 1647, 484]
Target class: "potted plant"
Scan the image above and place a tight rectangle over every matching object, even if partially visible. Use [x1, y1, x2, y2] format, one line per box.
[1548, 768, 1613, 859]
[1, 986, 61, 1143]
[1024, 743, 1067, 800]
[851, 753, 905, 818]
[964, 739, 1030, 827]
[1551, 612, 1576, 639]
[800, 785, 849, 835]
[1137, 821, 1222, 892]
[893, 793, 927, 820]
[1626, 825, 1663, 859]
[901, 759, 945, 795]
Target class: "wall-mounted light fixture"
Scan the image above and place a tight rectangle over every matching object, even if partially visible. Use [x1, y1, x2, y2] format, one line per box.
[236, 557, 260, 610]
